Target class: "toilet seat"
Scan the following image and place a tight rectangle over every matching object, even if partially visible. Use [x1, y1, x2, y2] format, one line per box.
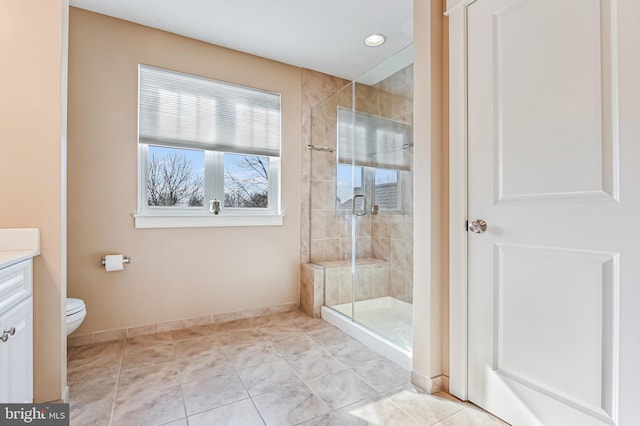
[66, 298, 87, 336]
[66, 298, 85, 316]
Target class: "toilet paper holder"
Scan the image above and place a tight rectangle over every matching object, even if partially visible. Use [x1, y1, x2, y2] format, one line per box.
[100, 256, 131, 266]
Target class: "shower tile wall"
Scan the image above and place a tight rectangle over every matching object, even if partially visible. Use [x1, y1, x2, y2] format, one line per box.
[371, 215, 413, 303]
[308, 66, 414, 304]
[309, 85, 355, 263]
[301, 69, 349, 265]
[300, 263, 325, 318]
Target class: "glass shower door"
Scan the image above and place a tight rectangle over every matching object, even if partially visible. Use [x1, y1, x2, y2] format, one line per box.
[339, 166, 363, 320]
[308, 83, 356, 320]
[332, 104, 360, 321]
[338, 95, 413, 347]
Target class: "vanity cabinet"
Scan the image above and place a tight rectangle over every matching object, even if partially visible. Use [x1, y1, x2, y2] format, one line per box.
[0, 259, 33, 403]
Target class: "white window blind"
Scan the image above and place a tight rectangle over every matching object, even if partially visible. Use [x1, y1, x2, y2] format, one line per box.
[337, 107, 412, 171]
[138, 65, 281, 157]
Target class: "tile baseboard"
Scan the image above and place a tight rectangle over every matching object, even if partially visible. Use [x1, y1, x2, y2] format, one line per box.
[67, 301, 300, 347]
[411, 370, 450, 394]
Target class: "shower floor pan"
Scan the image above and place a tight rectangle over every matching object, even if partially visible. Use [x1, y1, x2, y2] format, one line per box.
[321, 296, 412, 370]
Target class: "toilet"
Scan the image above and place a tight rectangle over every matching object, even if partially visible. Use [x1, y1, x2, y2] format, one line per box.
[66, 298, 87, 336]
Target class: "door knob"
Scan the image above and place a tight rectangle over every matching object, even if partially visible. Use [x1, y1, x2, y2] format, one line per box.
[469, 219, 487, 234]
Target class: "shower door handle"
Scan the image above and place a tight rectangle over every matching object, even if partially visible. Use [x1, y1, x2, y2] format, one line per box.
[352, 194, 366, 217]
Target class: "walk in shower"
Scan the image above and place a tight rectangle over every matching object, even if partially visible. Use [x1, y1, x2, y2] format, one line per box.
[308, 46, 414, 368]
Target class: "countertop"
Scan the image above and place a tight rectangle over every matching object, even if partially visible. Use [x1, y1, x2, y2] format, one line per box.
[0, 250, 40, 269]
[0, 229, 40, 269]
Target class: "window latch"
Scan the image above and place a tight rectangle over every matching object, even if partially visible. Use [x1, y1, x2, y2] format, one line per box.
[209, 199, 221, 215]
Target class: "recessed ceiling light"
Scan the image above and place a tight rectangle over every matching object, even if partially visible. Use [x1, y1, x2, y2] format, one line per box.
[364, 33, 386, 47]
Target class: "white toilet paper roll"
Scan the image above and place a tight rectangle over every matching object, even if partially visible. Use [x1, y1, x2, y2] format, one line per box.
[104, 254, 124, 272]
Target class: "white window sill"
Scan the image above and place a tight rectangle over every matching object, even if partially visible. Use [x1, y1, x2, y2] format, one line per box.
[134, 213, 284, 229]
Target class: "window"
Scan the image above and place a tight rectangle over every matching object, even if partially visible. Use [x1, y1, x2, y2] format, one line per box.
[336, 164, 364, 210]
[336, 164, 408, 214]
[374, 168, 400, 211]
[336, 107, 411, 214]
[223, 153, 269, 208]
[135, 65, 282, 228]
[147, 146, 204, 207]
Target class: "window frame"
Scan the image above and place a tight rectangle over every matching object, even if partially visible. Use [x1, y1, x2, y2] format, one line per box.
[136, 144, 281, 228]
[134, 65, 283, 229]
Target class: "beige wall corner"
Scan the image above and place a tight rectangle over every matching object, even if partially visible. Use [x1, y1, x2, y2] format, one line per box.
[412, 0, 448, 385]
[0, 0, 69, 402]
[67, 8, 302, 335]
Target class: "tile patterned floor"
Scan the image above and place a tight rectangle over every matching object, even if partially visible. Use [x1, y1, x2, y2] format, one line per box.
[67, 310, 507, 426]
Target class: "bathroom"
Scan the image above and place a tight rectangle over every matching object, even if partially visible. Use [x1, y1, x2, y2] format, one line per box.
[7, 0, 640, 423]
[1, 0, 447, 414]
[64, 3, 446, 395]
[9, 0, 640, 424]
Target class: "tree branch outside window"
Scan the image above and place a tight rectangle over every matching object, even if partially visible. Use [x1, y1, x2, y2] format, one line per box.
[147, 152, 203, 207]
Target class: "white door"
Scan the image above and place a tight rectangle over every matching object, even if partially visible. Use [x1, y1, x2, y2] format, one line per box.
[467, 0, 640, 425]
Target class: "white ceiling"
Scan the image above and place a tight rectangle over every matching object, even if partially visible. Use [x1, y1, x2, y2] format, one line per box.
[69, 0, 413, 81]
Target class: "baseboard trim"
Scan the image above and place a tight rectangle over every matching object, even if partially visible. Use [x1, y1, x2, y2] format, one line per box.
[67, 301, 300, 347]
[411, 370, 450, 394]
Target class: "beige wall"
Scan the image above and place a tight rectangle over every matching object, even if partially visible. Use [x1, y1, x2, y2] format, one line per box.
[67, 8, 302, 335]
[412, 0, 448, 388]
[0, 0, 68, 402]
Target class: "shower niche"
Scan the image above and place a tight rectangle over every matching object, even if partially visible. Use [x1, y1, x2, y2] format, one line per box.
[306, 45, 414, 367]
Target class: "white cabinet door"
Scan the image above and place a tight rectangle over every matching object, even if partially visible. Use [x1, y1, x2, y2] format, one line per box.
[467, 0, 639, 424]
[0, 297, 33, 403]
